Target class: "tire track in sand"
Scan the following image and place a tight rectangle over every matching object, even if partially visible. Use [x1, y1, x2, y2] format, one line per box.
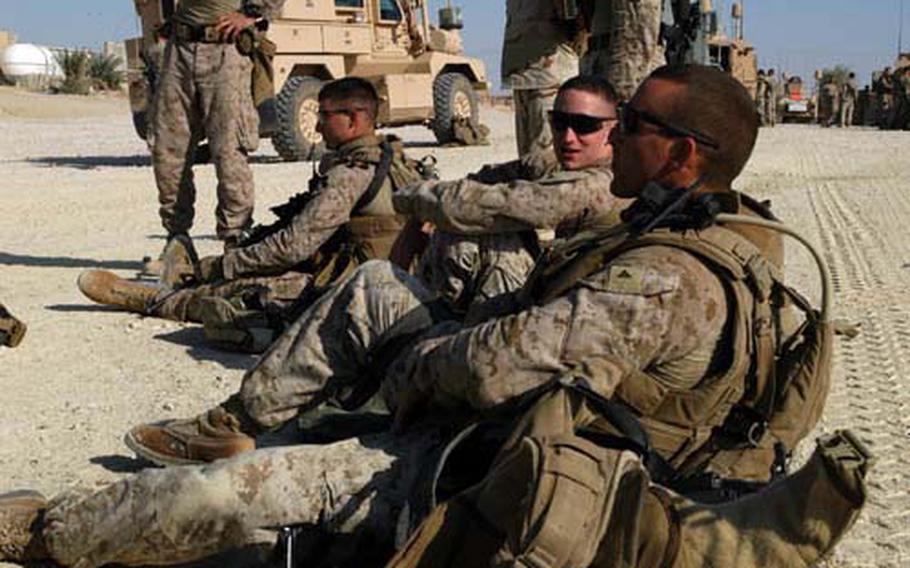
[800, 150, 910, 567]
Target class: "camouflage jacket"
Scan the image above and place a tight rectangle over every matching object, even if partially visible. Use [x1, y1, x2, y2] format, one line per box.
[501, 0, 579, 88]
[393, 150, 625, 235]
[222, 134, 407, 279]
[174, 0, 286, 26]
[384, 227, 729, 411]
[384, 192, 787, 464]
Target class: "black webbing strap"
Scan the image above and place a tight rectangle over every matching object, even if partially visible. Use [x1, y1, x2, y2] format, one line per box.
[352, 139, 394, 215]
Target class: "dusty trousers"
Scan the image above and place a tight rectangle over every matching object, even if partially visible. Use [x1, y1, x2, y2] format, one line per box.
[151, 38, 258, 240]
[238, 261, 455, 429]
[151, 272, 312, 322]
[512, 87, 558, 158]
[43, 427, 441, 568]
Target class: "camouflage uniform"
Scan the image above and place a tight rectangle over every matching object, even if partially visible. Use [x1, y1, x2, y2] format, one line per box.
[840, 76, 858, 127]
[755, 72, 768, 125]
[152, 0, 285, 240]
[502, 0, 579, 157]
[874, 69, 894, 128]
[151, 134, 407, 322]
[895, 69, 910, 129]
[396, 150, 624, 321]
[580, 0, 666, 101]
[762, 74, 777, 127]
[822, 82, 841, 127]
[38, 194, 766, 568]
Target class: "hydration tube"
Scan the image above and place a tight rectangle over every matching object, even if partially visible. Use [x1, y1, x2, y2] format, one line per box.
[715, 213, 833, 323]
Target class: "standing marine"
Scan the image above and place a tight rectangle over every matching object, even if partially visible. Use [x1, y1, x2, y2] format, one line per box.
[763, 68, 778, 126]
[502, 0, 580, 157]
[579, 0, 667, 101]
[79, 78, 424, 352]
[840, 72, 859, 128]
[755, 68, 768, 125]
[150, 0, 285, 257]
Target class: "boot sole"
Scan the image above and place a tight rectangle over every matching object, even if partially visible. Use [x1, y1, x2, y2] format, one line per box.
[123, 430, 204, 468]
[0, 490, 45, 507]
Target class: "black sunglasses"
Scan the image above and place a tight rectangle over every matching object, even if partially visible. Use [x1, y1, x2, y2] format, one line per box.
[618, 103, 720, 149]
[548, 110, 617, 135]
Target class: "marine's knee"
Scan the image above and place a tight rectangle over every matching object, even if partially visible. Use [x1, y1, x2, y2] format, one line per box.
[350, 260, 406, 287]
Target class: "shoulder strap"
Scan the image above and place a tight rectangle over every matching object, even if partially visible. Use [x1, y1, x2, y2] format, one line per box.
[352, 139, 394, 215]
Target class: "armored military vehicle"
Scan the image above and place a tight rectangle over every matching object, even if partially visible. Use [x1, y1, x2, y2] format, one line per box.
[779, 75, 815, 124]
[125, 0, 489, 161]
[678, 0, 758, 99]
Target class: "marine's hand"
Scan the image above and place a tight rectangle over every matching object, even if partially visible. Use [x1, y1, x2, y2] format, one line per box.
[392, 180, 440, 217]
[215, 12, 257, 42]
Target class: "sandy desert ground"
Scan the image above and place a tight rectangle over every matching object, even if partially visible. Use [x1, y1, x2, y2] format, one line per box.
[0, 86, 908, 567]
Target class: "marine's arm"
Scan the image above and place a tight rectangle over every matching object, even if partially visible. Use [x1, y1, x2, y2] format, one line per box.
[393, 167, 620, 235]
[222, 164, 373, 279]
[467, 150, 560, 185]
[384, 246, 727, 412]
[243, 0, 286, 19]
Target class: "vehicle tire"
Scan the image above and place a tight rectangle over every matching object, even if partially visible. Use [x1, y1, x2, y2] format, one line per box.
[273, 75, 326, 162]
[431, 72, 478, 145]
[132, 111, 148, 141]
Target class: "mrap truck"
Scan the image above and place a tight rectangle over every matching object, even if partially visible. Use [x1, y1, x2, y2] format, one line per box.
[125, 0, 489, 161]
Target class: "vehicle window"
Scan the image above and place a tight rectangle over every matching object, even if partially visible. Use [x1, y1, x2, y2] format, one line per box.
[379, 0, 402, 21]
[335, 0, 365, 8]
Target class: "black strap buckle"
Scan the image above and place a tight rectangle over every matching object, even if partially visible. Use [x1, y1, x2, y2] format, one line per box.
[721, 405, 768, 448]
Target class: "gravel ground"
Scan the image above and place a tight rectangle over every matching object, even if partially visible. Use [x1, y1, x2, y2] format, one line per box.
[0, 89, 907, 567]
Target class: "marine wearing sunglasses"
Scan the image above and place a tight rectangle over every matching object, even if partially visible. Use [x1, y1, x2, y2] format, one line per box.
[617, 103, 720, 149]
[546, 82, 620, 172]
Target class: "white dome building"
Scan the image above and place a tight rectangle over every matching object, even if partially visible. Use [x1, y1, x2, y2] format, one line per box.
[0, 43, 64, 87]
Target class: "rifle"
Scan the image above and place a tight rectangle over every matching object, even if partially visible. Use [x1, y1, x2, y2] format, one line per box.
[662, 0, 701, 66]
[238, 174, 323, 248]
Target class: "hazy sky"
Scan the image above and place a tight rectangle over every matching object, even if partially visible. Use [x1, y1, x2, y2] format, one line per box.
[1, 0, 906, 89]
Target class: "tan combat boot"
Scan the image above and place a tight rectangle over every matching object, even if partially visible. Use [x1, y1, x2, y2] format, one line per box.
[124, 401, 257, 466]
[0, 490, 48, 562]
[140, 233, 198, 281]
[77, 270, 162, 314]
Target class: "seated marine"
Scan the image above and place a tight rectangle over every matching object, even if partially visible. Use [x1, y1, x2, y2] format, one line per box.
[402, 75, 628, 323]
[0, 64, 869, 568]
[77, 77, 425, 345]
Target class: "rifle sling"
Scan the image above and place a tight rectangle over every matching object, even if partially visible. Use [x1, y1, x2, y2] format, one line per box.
[352, 139, 395, 215]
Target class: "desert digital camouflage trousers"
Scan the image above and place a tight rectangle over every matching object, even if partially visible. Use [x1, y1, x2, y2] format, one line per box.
[238, 261, 452, 429]
[419, 231, 535, 322]
[581, 0, 665, 100]
[239, 227, 536, 428]
[151, 38, 258, 240]
[151, 271, 312, 323]
[43, 427, 442, 568]
[513, 87, 558, 158]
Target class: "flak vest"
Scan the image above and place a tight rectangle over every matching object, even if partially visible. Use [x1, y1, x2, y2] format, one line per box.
[522, 215, 830, 482]
[308, 135, 424, 289]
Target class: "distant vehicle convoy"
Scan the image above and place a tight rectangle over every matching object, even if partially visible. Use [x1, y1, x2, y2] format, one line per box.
[126, 0, 489, 161]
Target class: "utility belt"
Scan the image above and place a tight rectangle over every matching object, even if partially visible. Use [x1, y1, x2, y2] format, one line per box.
[162, 21, 231, 44]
